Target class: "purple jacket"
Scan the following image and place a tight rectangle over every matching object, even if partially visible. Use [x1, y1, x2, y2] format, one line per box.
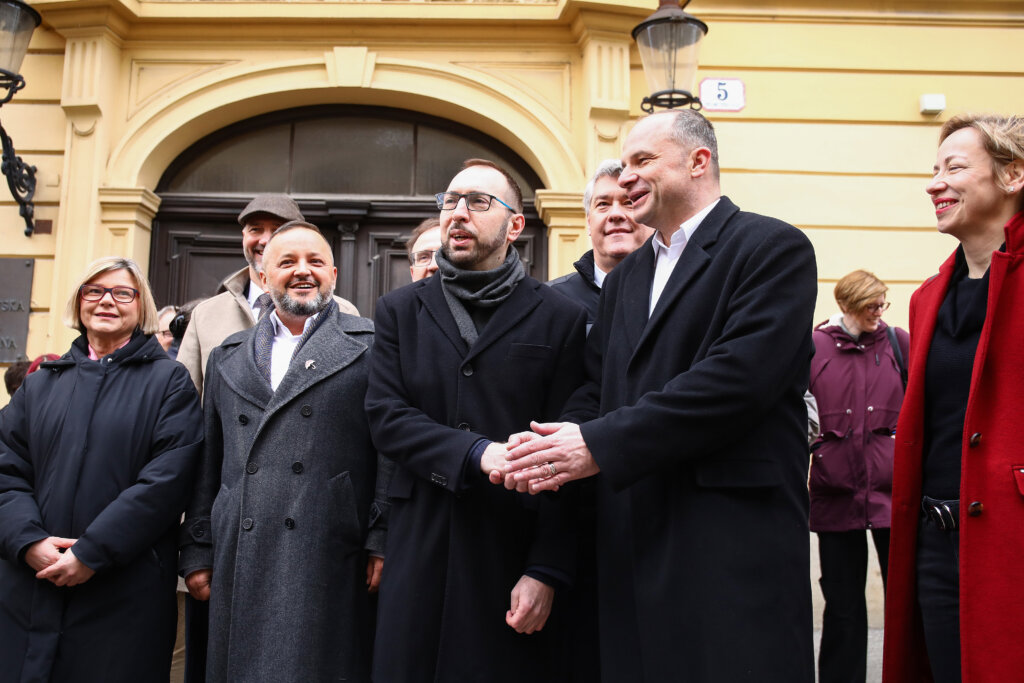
[808, 317, 908, 532]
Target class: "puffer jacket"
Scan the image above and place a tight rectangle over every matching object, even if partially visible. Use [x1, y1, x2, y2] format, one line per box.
[808, 316, 908, 532]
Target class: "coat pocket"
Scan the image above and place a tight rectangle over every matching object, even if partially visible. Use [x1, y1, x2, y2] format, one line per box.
[327, 472, 363, 555]
[507, 343, 552, 360]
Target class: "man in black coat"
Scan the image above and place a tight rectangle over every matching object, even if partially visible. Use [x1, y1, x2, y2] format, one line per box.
[548, 158, 652, 332]
[507, 111, 818, 682]
[365, 159, 587, 682]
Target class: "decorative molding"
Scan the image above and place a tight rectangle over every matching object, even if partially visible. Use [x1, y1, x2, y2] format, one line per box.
[456, 61, 572, 127]
[582, 37, 630, 115]
[326, 47, 376, 88]
[98, 187, 161, 234]
[129, 59, 237, 115]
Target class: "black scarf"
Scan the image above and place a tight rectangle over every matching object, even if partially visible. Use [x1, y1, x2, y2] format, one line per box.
[436, 248, 525, 346]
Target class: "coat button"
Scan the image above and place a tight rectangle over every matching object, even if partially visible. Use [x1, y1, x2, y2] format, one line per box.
[867, 406, 874, 412]
[461, 365, 473, 377]
[835, 342, 841, 348]
[457, 422, 471, 431]
[967, 501, 984, 516]
[301, 405, 313, 417]
[969, 432, 982, 447]
[194, 528, 204, 538]
[292, 462, 304, 474]
[239, 414, 249, 425]
[242, 518, 254, 530]
[284, 518, 295, 529]
[246, 462, 258, 474]
[846, 409, 852, 415]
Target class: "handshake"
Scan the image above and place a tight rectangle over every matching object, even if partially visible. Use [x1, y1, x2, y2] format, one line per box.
[480, 421, 600, 494]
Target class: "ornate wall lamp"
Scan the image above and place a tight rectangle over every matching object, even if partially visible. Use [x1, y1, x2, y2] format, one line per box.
[0, 0, 41, 237]
[632, 0, 708, 112]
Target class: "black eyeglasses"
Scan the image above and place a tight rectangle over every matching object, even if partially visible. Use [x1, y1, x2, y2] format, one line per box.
[864, 302, 891, 313]
[435, 192, 515, 213]
[410, 249, 438, 266]
[79, 284, 138, 303]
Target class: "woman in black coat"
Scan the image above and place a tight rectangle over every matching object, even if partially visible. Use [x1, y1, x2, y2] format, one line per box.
[0, 257, 203, 683]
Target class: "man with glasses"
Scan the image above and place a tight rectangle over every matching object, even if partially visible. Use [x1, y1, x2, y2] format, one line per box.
[406, 217, 442, 282]
[365, 159, 587, 682]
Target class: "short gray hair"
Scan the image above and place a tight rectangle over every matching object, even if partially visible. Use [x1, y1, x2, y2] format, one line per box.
[668, 110, 719, 178]
[63, 256, 160, 335]
[583, 159, 624, 216]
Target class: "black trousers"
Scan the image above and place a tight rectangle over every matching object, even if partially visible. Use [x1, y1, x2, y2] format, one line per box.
[816, 528, 890, 683]
[916, 515, 961, 683]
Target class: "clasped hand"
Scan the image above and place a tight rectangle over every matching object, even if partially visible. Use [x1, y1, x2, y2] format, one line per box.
[26, 537, 96, 587]
[479, 421, 599, 494]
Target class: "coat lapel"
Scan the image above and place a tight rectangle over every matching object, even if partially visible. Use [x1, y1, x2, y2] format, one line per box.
[218, 326, 274, 410]
[417, 277, 470, 357]
[465, 278, 542, 362]
[619, 242, 655, 351]
[632, 198, 735, 353]
[261, 312, 372, 423]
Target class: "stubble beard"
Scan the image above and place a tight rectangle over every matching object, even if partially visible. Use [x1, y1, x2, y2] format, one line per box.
[272, 285, 331, 317]
[442, 219, 510, 269]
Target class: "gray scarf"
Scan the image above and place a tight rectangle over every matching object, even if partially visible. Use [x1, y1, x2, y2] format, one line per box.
[436, 248, 525, 346]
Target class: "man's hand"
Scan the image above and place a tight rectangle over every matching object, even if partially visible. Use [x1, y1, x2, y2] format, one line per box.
[506, 575, 554, 634]
[186, 568, 213, 601]
[366, 556, 384, 593]
[35, 547, 95, 587]
[24, 536, 75, 572]
[480, 442, 509, 485]
[504, 421, 600, 493]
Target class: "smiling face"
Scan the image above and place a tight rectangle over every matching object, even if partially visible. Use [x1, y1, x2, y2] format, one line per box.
[440, 165, 525, 272]
[587, 175, 652, 272]
[259, 227, 337, 323]
[927, 127, 1019, 241]
[618, 114, 715, 240]
[242, 214, 288, 278]
[844, 295, 887, 338]
[79, 269, 141, 346]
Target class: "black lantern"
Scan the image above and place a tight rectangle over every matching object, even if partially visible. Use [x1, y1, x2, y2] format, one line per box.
[632, 0, 708, 113]
[0, 0, 41, 237]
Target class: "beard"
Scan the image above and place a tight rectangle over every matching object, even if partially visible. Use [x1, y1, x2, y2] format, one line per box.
[271, 283, 331, 317]
[442, 220, 509, 269]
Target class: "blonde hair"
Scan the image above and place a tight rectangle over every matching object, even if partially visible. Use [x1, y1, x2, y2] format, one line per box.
[834, 270, 888, 314]
[63, 257, 159, 335]
[940, 114, 1024, 192]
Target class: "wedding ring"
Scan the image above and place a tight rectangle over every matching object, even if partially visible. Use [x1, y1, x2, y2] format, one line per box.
[547, 462, 557, 477]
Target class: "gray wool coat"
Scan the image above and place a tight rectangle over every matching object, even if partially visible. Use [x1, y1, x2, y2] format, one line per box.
[180, 307, 387, 683]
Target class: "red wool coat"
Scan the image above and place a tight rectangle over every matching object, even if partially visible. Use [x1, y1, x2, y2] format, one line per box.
[883, 211, 1024, 683]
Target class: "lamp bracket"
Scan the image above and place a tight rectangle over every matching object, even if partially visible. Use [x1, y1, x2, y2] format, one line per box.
[0, 68, 36, 236]
[641, 89, 703, 113]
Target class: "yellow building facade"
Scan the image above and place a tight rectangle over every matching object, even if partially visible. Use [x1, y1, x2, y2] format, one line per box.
[2, 0, 1022, 402]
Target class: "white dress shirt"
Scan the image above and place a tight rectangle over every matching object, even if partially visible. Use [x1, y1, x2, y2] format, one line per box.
[593, 263, 609, 289]
[649, 198, 720, 316]
[246, 279, 269, 320]
[267, 310, 318, 391]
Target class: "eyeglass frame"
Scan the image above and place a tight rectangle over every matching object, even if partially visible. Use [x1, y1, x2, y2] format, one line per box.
[435, 191, 516, 213]
[409, 249, 438, 266]
[863, 301, 891, 313]
[79, 284, 139, 303]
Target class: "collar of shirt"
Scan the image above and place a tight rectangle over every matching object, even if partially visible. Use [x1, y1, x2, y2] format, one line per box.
[87, 336, 132, 361]
[246, 279, 266, 316]
[593, 263, 609, 288]
[267, 310, 320, 390]
[650, 197, 721, 260]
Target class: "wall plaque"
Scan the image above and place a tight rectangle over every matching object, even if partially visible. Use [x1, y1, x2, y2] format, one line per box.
[0, 258, 34, 363]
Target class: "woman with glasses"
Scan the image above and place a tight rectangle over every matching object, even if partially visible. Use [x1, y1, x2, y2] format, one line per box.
[883, 115, 1024, 683]
[0, 256, 202, 682]
[809, 269, 908, 683]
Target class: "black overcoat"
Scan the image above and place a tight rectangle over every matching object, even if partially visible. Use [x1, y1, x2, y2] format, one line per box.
[365, 274, 587, 683]
[0, 332, 202, 683]
[564, 197, 818, 682]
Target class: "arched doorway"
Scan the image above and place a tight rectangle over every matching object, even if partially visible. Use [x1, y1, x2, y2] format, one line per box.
[149, 105, 546, 316]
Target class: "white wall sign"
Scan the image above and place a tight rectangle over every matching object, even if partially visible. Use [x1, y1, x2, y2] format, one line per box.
[699, 78, 746, 112]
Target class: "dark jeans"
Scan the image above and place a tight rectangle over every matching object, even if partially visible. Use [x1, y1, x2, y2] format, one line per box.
[817, 528, 890, 683]
[916, 514, 961, 683]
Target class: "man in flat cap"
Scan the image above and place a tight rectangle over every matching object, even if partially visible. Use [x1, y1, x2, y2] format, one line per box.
[178, 194, 358, 399]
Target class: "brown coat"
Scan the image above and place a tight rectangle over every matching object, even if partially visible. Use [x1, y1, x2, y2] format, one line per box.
[177, 267, 358, 398]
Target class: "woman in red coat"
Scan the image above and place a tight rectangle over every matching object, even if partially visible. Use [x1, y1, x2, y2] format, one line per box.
[883, 114, 1024, 683]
